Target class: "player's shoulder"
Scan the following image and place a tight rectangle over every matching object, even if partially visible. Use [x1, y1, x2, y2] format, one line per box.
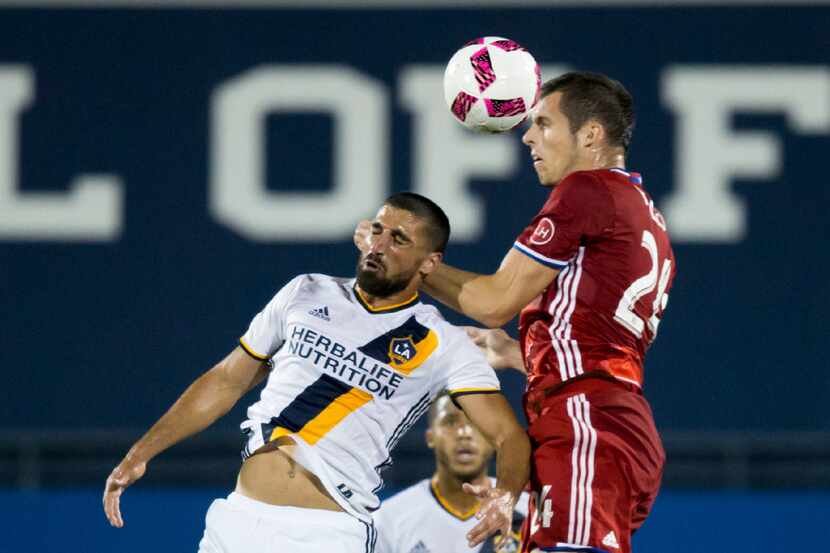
[412, 303, 457, 338]
[283, 273, 352, 296]
[413, 307, 478, 351]
[411, 302, 463, 332]
[536, 169, 612, 213]
[558, 169, 615, 195]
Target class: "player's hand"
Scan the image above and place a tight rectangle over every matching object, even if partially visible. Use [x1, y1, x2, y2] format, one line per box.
[353, 219, 371, 254]
[463, 482, 516, 548]
[464, 327, 525, 373]
[103, 457, 147, 528]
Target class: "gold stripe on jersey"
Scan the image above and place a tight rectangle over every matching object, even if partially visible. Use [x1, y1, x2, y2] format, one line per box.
[270, 426, 292, 441]
[448, 388, 501, 396]
[239, 337, 269, 361]
[354, 286, 419, 314]
[271, 387, 374, 446]
[430, 477, 479, 521]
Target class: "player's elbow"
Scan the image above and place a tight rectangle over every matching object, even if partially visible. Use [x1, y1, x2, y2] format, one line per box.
[478, 309, 513, 329]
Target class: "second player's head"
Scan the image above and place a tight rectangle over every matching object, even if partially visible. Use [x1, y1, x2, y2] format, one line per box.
[426, 394, 494, 483]
[522, 71, 634, 186]
[356, 192, 450, 298]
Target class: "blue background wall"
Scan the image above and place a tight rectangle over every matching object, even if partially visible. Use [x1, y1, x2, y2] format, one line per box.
[3, 4, 828, 433]
[1, 3, 828, 552]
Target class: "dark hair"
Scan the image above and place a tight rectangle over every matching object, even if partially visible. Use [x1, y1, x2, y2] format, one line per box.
[427, 391, 451, 426]
[541, 71, 635, 151]
[384, 192, 451, 253]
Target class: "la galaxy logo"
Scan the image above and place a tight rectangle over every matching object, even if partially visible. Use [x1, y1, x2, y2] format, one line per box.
[388, 336, 417, 365]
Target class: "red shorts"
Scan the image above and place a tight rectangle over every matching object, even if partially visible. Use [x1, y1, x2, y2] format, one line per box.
[520, 376, 664, 553]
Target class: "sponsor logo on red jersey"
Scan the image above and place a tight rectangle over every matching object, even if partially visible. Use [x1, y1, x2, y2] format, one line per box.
[530, 217, 555, 245]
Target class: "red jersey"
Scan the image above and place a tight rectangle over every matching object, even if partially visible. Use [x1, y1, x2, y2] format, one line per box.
[514, 168, 675, 392]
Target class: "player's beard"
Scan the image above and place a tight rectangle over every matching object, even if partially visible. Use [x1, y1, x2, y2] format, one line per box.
[355, 255, 417, 298]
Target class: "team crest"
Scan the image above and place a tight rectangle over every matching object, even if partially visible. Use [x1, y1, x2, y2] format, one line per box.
[530, 217, 555, 245]
[388, 336, 417, 365]
[358, 316, 438, 376]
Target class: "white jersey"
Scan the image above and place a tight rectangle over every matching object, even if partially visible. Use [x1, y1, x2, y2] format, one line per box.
[374, 478, 529, 553]
[238, 274, 500, 522]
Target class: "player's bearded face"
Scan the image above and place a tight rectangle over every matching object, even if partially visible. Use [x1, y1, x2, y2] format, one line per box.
[356, 206, 432, 297]
[355, 251, 420, 297]
[522, 92, 579, 187]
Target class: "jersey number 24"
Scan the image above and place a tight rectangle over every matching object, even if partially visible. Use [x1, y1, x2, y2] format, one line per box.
[613, 229, 671, 342]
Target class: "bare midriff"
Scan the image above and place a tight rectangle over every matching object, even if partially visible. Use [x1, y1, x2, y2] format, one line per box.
[235, 437, 343, 512]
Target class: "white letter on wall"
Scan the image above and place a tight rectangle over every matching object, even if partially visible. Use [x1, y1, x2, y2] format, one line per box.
[662, 66, 830, 243]
[400, 64, 567, 242]
[0, 66, 123, 241]
[210, 66, 387, 241]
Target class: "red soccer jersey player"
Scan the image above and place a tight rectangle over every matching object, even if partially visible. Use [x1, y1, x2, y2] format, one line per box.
[514, 167, 675, 394]
[512, 166, 673, 553]
[355, 72, 676, 553]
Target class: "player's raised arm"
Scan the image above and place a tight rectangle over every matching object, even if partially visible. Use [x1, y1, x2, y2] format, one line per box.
[452, 392, 531, 548]
[353, 219, 559, 328]
[424, 250, 559, 328]
[102, 346, 269, 528]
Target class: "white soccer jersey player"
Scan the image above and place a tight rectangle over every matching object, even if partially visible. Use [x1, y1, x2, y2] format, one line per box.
[374, 478, 529, 553]
[237, 273, 501, 524]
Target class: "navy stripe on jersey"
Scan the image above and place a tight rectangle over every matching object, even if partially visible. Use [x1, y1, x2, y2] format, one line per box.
[371, 457, 394, 495]
[265, 374, 352, 436]
[360, 519, 377, 553]
[388, 400, 431, 452]
[386, 392, 432, 450]
[370, 392, 432, 495]
[358, 315, 432, 365]
[449, 389, 500, 409]
[240, 426, 255, 460]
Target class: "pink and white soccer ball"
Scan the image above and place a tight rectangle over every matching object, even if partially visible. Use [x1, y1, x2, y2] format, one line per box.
[443, 36, 541, 133]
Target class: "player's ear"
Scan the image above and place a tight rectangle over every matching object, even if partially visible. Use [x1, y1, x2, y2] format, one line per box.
[578, 119, 605, 149]
[418, 251, 443, 277]
[425, 428, 435, 449]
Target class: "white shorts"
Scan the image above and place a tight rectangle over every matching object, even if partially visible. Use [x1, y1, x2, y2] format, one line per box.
[197, 492, 376, 553]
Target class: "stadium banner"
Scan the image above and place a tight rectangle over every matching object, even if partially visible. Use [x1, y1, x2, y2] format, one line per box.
[1, 2, 828, 431]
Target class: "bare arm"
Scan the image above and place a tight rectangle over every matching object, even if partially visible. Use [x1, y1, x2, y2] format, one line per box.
[103, 346, 269, 527]
[455, 392, 531, 547]
[354, 219, 559, 328]
[422, 249, 559, 328]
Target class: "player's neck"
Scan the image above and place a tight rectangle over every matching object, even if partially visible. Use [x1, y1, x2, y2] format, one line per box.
[432, 470, 489, 513]
[572, 149, 626, 173]
[354, 284, 419, 310]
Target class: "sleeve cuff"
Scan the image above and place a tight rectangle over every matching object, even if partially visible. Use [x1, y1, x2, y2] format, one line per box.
[512, 242, 570, 269]
[239, 337, 269, 361]
[448, 388, 501, 409]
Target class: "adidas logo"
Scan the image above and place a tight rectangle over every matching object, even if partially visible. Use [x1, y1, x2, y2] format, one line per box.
[602, 531, 620, 549]
[308, 306, 331, 321]
[408, 541, 430, 553]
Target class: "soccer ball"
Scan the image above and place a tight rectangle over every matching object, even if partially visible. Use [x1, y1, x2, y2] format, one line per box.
[443, 37, 541, 133]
